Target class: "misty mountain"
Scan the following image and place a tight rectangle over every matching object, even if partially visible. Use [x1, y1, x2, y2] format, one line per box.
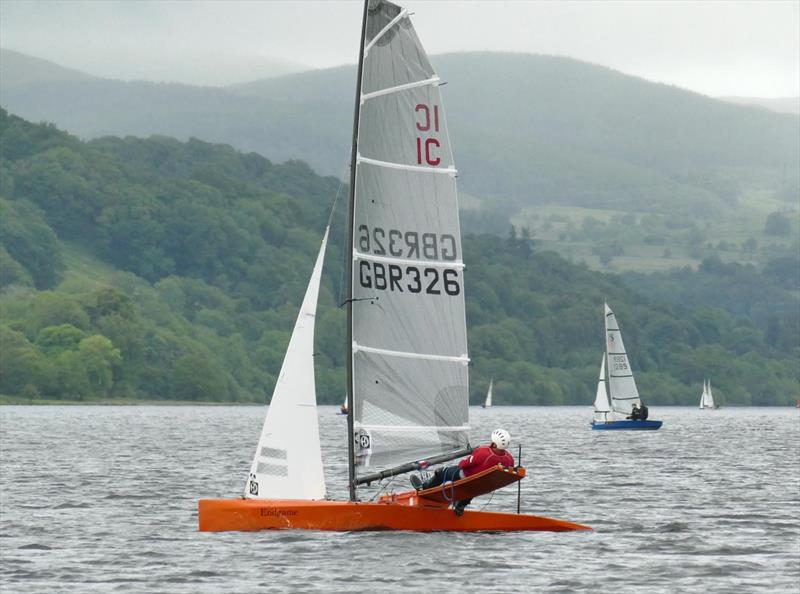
[1, 49, 797, 222]
[719, 96, 800, 116]
[0, 48, 94, 89]
[0, 47, 311, 88]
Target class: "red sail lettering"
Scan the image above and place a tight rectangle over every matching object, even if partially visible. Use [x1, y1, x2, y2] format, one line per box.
[425, 138, 440, 166]
[415, 104, 430, 131]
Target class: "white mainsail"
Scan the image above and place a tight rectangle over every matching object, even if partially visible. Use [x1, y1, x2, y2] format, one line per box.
[349, 0, 470, 475]
[604, 302, 641, 415]
[244, 229, 329, 500]
[484, 379, 493, 408]
[593, 355, 612, 422]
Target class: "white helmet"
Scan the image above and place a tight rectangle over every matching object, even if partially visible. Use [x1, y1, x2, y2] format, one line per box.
[490, 429, 511, 450]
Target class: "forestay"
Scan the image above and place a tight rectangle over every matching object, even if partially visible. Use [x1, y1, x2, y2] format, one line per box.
[245, 230, 329, 500]
[350, 0, 470, 473]
[604, 303, 641, 414]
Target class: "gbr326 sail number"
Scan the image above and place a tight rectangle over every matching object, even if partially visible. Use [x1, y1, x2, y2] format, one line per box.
[357, 225, 461, 296]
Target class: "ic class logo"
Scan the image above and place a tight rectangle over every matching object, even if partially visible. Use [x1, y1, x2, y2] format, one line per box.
[415, 103, 441, 166]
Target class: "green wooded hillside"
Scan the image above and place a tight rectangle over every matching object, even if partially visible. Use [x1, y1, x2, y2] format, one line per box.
[1, 110, 797, 405]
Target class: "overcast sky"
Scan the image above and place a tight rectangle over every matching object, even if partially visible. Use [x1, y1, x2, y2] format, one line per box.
[1, 0, 798, 97]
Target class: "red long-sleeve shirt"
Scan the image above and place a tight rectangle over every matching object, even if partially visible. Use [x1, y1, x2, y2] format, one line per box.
[458, 444, 514, 477]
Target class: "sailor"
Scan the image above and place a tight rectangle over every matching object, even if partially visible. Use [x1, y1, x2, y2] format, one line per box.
[639, 402, 649, 420]
[410, 429, 515, 515]
[628, 403, 641, 420]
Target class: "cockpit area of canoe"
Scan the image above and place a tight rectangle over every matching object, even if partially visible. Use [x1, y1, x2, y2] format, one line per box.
[378, 465, 524, 508]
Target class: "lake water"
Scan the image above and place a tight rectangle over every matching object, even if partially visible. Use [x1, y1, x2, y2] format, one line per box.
[1, 405, 798, 593]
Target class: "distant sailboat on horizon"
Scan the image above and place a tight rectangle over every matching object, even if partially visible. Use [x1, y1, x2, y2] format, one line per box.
[699, 379, 716, 410]
[482, 378, 493, 408]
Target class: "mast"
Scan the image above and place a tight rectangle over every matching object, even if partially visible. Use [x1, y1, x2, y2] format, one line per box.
[346, 0, 370, 502]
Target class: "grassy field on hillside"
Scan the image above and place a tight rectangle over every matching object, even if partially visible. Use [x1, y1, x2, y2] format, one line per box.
[510, 190, 797, 273]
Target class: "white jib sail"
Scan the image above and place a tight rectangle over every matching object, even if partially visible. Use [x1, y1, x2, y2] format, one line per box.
[604, 302, 641, 414]
[484, 379, 493, 407]
[699, 380, 708, 408]
[244, 229, 329, 500]
[593, 355, 612, 422]
[350, 0, 470, 473]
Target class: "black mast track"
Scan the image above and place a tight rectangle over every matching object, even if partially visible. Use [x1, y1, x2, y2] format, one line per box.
[346, 0, 369, 503]
[354, 447, 474, 487]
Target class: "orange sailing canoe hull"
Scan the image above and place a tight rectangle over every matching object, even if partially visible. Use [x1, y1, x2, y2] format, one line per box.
[197, 498, 590, 532]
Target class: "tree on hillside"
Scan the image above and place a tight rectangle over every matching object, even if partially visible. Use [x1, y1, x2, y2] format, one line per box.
[78, 335, 121, 398]
[171, 352, 227, 401]
[0, 326, 44, 396]
[0, 198, 63, 288]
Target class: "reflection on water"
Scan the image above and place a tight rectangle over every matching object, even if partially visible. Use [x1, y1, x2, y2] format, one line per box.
[1, 405, 798, 593]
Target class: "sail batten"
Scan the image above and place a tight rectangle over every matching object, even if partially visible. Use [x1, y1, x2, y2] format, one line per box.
[353, 343, 469, 363]
[354, 251, 465, 269]
[356, 155, 458, 174]
[361, 76, 441, 101]
[349, 0, 470, 479]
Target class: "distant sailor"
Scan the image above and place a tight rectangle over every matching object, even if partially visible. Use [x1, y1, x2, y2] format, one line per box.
[410, 429, 515, 515]
[627, 402, 649, 420]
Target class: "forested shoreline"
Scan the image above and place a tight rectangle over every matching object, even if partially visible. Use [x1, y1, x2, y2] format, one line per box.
[1, 110, 798, 406]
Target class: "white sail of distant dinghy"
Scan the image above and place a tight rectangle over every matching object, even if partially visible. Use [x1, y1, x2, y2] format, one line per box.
[592, 356, 612, 422]
[700, 379, 715, 409]
[244, 229, 329, 500]
[349, 0, 471, 480]
[604, 302, 641, 415]
[483, 379, 493, 408]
